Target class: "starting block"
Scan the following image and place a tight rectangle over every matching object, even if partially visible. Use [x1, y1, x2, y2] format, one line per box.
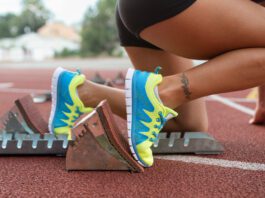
[0, 95, 48, 135]
[0, 95, 224, 172]
[66, 101, 144, 172]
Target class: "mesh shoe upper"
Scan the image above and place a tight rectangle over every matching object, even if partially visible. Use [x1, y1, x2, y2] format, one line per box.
[129, 68, 178, 167]
[49, 68, 93, 139]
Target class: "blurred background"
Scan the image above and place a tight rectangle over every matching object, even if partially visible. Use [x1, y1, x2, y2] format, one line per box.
[0, 0, 122, 64]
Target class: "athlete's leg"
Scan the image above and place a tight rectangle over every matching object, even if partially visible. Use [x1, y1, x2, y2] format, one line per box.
[125, 47, 208, 132]
[77, 80, 126, 118]
[78, 8, 209, 132]
[136, 0, 265, 110]
[140, 0, 265, 59]
[77, 47, 208, 132]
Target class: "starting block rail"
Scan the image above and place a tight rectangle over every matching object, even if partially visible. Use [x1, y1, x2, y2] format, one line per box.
[0, 132, 224, 156]
[0, 133, 69, 155]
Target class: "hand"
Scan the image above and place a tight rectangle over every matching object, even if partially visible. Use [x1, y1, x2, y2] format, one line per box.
[249, 106, 265, 125]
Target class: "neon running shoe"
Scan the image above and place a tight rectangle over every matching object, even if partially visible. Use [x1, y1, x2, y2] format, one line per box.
[49, 67, 93, 139]
[125, 67, 178, 167]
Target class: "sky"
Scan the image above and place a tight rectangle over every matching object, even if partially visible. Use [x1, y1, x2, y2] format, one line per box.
[0, 0, 98, 25]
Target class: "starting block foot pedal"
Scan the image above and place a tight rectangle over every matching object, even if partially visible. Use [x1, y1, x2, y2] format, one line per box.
[152, 132, 224, 155]
[66, 100, 144, 172]
[0, 95, 48, 135]
[0, 95, 69, 155]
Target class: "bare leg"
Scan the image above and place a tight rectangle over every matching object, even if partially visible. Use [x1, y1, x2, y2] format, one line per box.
[78, 81, 127, 118]
[245, 0, 265, 125]
[250, 85, 265, 125]
[78, 47, 209, 132]
[137, 0, 265, 109]
[140, 0, 265, 59]
[78, 0, 265, 128]
[158, 48, 265, 109]
[125, 47, 208, 132]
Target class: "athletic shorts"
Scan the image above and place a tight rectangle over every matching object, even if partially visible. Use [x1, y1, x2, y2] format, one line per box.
[116, 0, 196, 50]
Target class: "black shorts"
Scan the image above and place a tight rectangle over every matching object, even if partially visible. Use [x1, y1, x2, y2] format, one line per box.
[116, 0, 196, 50]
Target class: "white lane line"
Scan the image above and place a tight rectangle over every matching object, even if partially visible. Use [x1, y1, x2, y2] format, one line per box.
[207, 97, 256, 103]
[0, 82, 13, 89]
[158, 95, 259, 170]
[209, 95, 255, 116]
[0, 88, 50, 94]
[156, 155, 265, 171]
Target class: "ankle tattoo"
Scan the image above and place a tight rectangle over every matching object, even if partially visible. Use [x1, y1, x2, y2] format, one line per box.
[180, 73, 192, 99]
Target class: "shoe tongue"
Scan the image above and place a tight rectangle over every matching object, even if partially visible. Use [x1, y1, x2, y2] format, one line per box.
[153, 74, 163, 103]
[165, 113, 175, 120]
[152, 73, 178, 120]
[154, 87, 178, 121]
[164, 108, 178, 120]
[154, 86, 163, 104]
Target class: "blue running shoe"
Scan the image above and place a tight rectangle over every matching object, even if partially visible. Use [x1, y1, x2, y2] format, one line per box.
[49, 67, 93, 139]
[125, 67, 178, 167]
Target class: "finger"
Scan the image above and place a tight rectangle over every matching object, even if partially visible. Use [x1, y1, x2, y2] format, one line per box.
[249, 117, 265, 125]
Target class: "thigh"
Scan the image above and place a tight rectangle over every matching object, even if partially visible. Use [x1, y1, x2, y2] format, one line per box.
[140, 0, 265, 59]
[125, 47, 208, 131]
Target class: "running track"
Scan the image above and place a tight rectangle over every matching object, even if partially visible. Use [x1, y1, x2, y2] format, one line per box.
[0, 68, 264, 198]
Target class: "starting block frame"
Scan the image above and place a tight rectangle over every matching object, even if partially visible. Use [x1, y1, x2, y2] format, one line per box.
[0, 95, 224, 172]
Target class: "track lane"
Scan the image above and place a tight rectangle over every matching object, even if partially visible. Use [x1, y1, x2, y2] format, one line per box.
[0, 69, 264, 197]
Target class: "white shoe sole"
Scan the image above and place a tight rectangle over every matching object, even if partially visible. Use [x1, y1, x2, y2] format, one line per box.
[48, 67, 65, 134]
[125, 68, 146, 167]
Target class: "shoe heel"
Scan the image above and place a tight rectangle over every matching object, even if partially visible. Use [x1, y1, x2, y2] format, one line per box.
[125, 68, 145, 166]
[48, 67, 65, 134]
[125, 68, 134, 138]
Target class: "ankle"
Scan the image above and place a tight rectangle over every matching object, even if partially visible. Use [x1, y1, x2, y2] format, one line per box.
[77, 81, 98, 107]
[158, 75, 184, 109]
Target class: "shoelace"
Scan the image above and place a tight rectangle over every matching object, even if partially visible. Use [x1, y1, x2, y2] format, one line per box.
[148, 66, 166, 143]
[67, 69, 82, 128]
[149, 112, 167, 143]
[67, 107, 83, 128]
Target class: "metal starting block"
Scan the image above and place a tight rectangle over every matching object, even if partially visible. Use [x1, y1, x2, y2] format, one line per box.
[152, 132, 224, 155]
[66, 101, 144, 172]
[0, 95, 224, 172]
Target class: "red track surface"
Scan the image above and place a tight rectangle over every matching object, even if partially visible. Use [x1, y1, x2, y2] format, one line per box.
[0, 68, 265, 198]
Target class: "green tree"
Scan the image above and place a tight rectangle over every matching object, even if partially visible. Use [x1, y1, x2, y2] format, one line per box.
[81, 0, 119, 56]
[0, 14, 19, 38]
[17, 0, 51, 34]
[0, 0, 51, 38]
